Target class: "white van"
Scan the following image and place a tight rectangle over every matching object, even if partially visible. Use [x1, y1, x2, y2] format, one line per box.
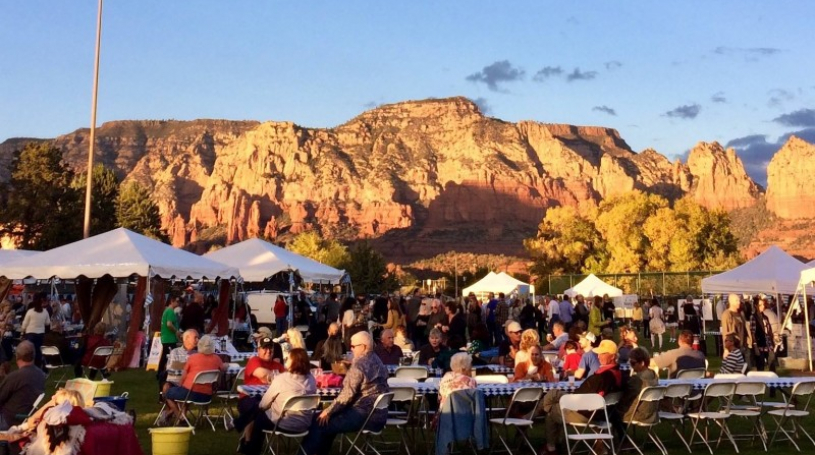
[247, 292, 286, 326]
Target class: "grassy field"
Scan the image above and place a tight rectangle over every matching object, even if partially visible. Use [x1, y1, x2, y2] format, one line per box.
[41, 337, 815, 455]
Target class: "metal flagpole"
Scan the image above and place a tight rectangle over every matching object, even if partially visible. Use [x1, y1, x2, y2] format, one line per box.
[83, 0, 103, 239]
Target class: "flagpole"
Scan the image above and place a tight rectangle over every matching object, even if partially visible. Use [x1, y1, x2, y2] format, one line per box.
[83, 0, 103, 238]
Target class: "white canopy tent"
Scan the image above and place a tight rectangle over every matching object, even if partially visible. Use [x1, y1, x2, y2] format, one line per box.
[204, 237, 345, 283]
[0, 228, 239, 280]
[0, 249, 40, 262]
[701, 245, 809, 295]
[563, 274, 623, 298]
[462, 272, 533, 299]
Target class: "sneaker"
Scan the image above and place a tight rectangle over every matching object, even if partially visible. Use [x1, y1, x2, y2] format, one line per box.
[224, 414, 235, 431]
[156, 411, 169, 427]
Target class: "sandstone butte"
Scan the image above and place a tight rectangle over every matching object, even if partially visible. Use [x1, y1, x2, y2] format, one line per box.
[0, 97, 811, 263]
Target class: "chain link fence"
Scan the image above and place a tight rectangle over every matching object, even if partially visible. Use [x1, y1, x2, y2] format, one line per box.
[542, 271, 721, 296]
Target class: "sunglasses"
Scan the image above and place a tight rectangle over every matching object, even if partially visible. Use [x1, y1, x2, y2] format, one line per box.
[351, 344, 363, 349]
[510, 330, 522, 334]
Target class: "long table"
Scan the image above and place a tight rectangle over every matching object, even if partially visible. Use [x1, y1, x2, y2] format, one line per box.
[237, 375, 812, 399]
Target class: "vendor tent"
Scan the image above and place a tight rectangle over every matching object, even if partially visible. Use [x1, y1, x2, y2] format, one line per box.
[0, 228, 239, 280]
[462, 271, 531, 298]
[701, 245, 808, 295]
[204, 237, 345, 283]
[801, 263, 815, 287]
[564, 274, 623, 298]
[0, 249, 40, 262]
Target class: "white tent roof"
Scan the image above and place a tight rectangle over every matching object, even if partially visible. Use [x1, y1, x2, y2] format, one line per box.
[701, 245, 808, 295]
[204, 238, 345, 283]
[0, 228, 239, 280]
[462, 271, 530, 296]
[564, 274, 623, 298]
[0, 250, 40, 262]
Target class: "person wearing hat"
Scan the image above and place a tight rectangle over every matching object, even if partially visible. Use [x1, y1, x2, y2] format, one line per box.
[498, 321, 523, 367]
[232, 335, 287, 434]
[573, 332, 599, 380]
[160, 335, 226, 425]
[540, 339, 622, 455]
[252, 327, 283, 362]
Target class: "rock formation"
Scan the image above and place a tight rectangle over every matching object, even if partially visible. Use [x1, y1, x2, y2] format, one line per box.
[0, 97, 790, 262]
[766, 136, 815, 219]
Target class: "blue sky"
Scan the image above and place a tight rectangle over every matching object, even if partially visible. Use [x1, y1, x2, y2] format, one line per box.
[2, 1, 814, 185]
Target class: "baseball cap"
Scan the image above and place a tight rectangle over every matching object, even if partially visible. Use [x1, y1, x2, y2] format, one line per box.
[579, 332, 596, 344]
[252, 327, 273, 339]
[505, 321, 522, 333]
[259, 337, 275, 349]
[593, 339, 618, 355]
[601, 327, 614, 338]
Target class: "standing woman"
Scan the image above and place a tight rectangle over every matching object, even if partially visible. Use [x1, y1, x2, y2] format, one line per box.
[22, 292, 51, 367]
[648, 298, 666, 351]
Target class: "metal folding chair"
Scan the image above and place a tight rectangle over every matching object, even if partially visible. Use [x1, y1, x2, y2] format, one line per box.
[620, 386, 667, 455]
[560, 393, 615, 455]
[394, 366, 428, 381]
[343, 392, 395, 455]
[384, 387, 417, 455]
[217, 367, 245, 429]
[675, 368, 706, 379]
[42, 345, 71, 389]
[687, 381, 738, 454]
[658, 383, 694, 453]
[173, 370, 222, 433]
[768, 380, 815, 451]
[262, 394, 321, 455]
[489, 386, 542, 455]
[729, 381, 768, 450]
[88, 345, 115, 378]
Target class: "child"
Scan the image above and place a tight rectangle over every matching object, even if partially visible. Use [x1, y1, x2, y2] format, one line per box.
[561, 340, 582, 379]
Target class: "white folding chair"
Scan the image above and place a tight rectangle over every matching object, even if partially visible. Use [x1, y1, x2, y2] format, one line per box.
[714, 373, 744, 379]
[28, 393, 46, 417]
[262, 394, 321, 455]
[560, 393, 615, 455]
[687, 381, 738, 454]
[343, 392, 395, 455]
[42, 346, 71, 389]
[173, 370, 222, 433]
[489, 386, 542, 455]
[477, 375, 509, 384]
[620, 386, 667, 455]
[747, 371, 787, 409]
[423, 377, 441, 386]
[768, 380, 815, 451]
[394, 366, 428, 381]
[388, 377, 418, 387]
[729, 381, 768, 450]
[658, 383, 693, 453]
[675, 368, 706, 379]
[384, 387, 417, 455]
[217, 367, 245, 429]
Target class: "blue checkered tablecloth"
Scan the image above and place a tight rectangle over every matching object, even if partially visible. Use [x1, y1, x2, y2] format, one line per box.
[659, 377, 806, 390]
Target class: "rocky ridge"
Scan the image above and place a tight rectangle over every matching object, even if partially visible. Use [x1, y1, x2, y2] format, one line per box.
[0, 97, 811, 262]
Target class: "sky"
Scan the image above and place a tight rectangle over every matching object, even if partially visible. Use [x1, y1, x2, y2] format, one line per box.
[2, 2, 814, 186]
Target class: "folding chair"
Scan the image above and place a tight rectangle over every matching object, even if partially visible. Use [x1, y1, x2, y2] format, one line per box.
[675, 368, 706, 379]
[658, 383, 694, 453]
[729, 381, 768, 450]
[747, 371, 787, 409]
[42, 345, 71, 389]
[489, 386, 542, 455]
[88, 345, 115, 378]
[394, 366, 428, 381]
[768, 380, 815, 451]
[173, 370, 222, 433]
[686, 381, 738, 454]
[714, 373, 744, 379]
[560, 393, 615, 455]
[477, 375, 509, 417]
[343, 392, 395, 455]
[388, 377, 418, 387]
[262, 394, 321, 455]
[383, 387, 417, 455]
[620, 386, 667, 455]
[217, 367, 245, 429]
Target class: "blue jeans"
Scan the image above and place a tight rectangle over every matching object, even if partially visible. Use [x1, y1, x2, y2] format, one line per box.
[165, 386, 211, 403]
[301, 407, 376, 455]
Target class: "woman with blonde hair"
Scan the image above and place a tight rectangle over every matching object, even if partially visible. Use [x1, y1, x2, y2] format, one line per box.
[514, 329, 541, 365]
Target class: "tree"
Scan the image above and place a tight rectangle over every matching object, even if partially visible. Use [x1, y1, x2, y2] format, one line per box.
[595, 192, 668, 273]
[524, 206, 607, 275]
[344, 240, 398, 294]
[286, 230, 350, 269]
[116, 181, 168, 242]
[71, 164, 120, 236]
[0, 142, 82, 249]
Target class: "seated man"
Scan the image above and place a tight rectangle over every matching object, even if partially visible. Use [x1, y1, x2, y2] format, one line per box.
[652, 330, 705, 378]
[614, 347, 658, 439]
[160, 335, 226, 425]
[234, 336, 286, 432]
[252, 326, 283, 362]
[159, 329, 199, 400]
[0, 341, 46, 433]
[374, 329, 402, 365]
[301, 331, 389, 455]
[542, 321, 568, 351]
[719, 334, 746, 374]
[498, 321, 523, 367]
[573, 332, 599, 380]
[540, 340, 622, 455]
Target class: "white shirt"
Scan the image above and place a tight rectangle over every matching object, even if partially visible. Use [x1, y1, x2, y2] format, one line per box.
[22, 309, 50, 334]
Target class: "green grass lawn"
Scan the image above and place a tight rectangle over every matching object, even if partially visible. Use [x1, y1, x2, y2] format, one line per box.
[42, 336, 813, 455]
